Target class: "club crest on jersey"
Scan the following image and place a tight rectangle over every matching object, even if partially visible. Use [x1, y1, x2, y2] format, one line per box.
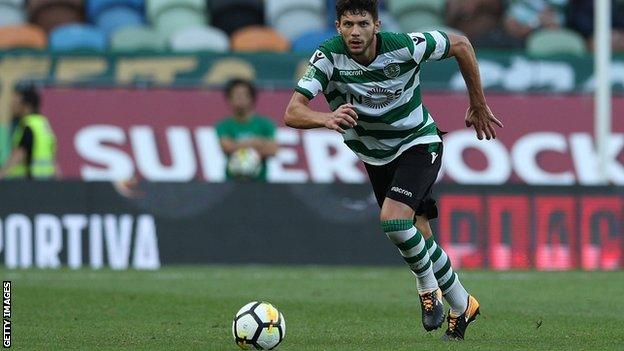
[383, 63, 401, 79]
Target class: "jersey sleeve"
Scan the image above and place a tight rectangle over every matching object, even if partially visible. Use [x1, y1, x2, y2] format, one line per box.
[295, 48, 334, 100]
[407, 30, 451, 64]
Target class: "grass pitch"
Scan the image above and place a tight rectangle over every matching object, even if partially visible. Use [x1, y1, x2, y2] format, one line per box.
[3, 266, 623, 350]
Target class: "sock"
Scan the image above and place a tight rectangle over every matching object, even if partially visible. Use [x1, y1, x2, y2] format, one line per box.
[381, 220, 438, 294]
[426, 236, 469, 316]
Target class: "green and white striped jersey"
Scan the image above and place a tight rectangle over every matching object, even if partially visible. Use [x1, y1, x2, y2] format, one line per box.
[296, 31, 450, 165]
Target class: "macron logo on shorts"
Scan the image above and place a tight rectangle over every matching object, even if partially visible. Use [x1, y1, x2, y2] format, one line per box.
[391, 187, 413, 198]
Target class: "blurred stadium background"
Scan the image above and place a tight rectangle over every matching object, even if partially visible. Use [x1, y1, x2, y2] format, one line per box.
[0, 0, 623, 349]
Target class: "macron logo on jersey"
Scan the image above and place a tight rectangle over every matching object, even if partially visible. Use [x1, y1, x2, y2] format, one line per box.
[411, 35, 425, 46]
[312, 51, 325, 64]
[340, 70, 364, 77]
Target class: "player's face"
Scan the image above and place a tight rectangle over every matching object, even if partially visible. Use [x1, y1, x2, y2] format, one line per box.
[336, 11, 380, 56]
[228, 84, 254, 114]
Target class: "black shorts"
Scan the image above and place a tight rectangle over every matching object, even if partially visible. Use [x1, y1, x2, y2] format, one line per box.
[364, 142, 443, 219]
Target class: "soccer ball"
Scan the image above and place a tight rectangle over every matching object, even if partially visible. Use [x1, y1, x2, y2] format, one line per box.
[228, 147, 262, 179]
[232, 301, 286, 350]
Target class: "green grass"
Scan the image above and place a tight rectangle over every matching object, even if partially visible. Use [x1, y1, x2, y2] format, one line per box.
[2, 267, 624, 350]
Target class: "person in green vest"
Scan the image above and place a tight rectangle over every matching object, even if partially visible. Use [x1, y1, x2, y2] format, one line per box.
[0, 85, 58, 180]
[216, 79, 277, 181]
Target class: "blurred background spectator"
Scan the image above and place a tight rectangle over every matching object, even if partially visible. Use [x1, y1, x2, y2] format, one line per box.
[504, 0, 569, 41]
[566, 0, 624, 53]
[216, 79, 277, 182]
[0, 85, 57, 180]
[446, 0, 524, 48]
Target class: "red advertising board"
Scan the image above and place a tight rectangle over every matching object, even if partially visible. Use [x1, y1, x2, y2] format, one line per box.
[435, 187, 622, 270]
[41, 88, 624, 184]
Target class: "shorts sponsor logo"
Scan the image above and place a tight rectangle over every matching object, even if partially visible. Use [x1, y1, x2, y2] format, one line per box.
[391, 187, 413, 197]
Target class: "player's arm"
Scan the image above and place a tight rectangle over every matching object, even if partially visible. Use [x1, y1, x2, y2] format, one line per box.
[284, 92, 358, 134]
[446, 33, 503, 140]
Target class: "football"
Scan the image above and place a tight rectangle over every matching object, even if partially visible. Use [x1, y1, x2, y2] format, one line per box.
[228, 147, 262, 179]
[232, 301, 286, 350]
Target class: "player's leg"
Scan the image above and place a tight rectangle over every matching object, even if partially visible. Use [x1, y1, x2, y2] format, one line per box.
[368, 144, 449, 331]
[380, 198, 444, 331]
[381, 199, 438, 295]
[414, 216, 470, 315]
[365, 158, 444, 331]
[409, 141, 481, 340]
[414, 216, 480, 340]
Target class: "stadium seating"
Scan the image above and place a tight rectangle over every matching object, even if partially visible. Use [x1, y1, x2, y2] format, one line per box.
[28, 0, 85, 33]
[110, 25, 167, 51]
[0, 0, 26, 27]
[210, 0, 264, 36]
[86, 0, 143, 21]
[386, 0, 445, 15]
[231, 26, 290, 52]
[379, 9, 401, 33]
[0, 24, 47, 49]
[266, 0, 326, 40]
[397, 11, 445, 33]
[88, 0, 144, 36]
[146, 0, 206, 38]
[0, 0, 592, 55]
[170, 26, 229, 52]
[527, 28, 587, 57]
[291, 28, 336, 53]
[49, 23, 107, 51]
[414, 25, 464, 36]
[95, 6, 144, 36]
[387, 0, 445, 33]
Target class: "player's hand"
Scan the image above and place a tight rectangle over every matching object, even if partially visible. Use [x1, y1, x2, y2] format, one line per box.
[325, 104, 358, 134]
[465, 104, 503, 140]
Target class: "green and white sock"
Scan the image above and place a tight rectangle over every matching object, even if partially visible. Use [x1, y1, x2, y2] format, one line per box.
[426, 236, 469, 316]
[381, 220, 438, 294]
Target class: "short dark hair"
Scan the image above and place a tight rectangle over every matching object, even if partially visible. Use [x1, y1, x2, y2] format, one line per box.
[336, 0, 379, 22]
[224, 78, 257, 102]
[15, 84, 40, 112]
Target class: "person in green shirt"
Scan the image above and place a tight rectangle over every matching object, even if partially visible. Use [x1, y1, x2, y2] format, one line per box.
[216, 79, 277, 181]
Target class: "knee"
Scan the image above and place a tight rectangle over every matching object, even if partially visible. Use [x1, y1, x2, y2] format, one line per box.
[414, 216, 433, 237]
[380, 200, 414, 223]
[380, 210, 407, 223]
